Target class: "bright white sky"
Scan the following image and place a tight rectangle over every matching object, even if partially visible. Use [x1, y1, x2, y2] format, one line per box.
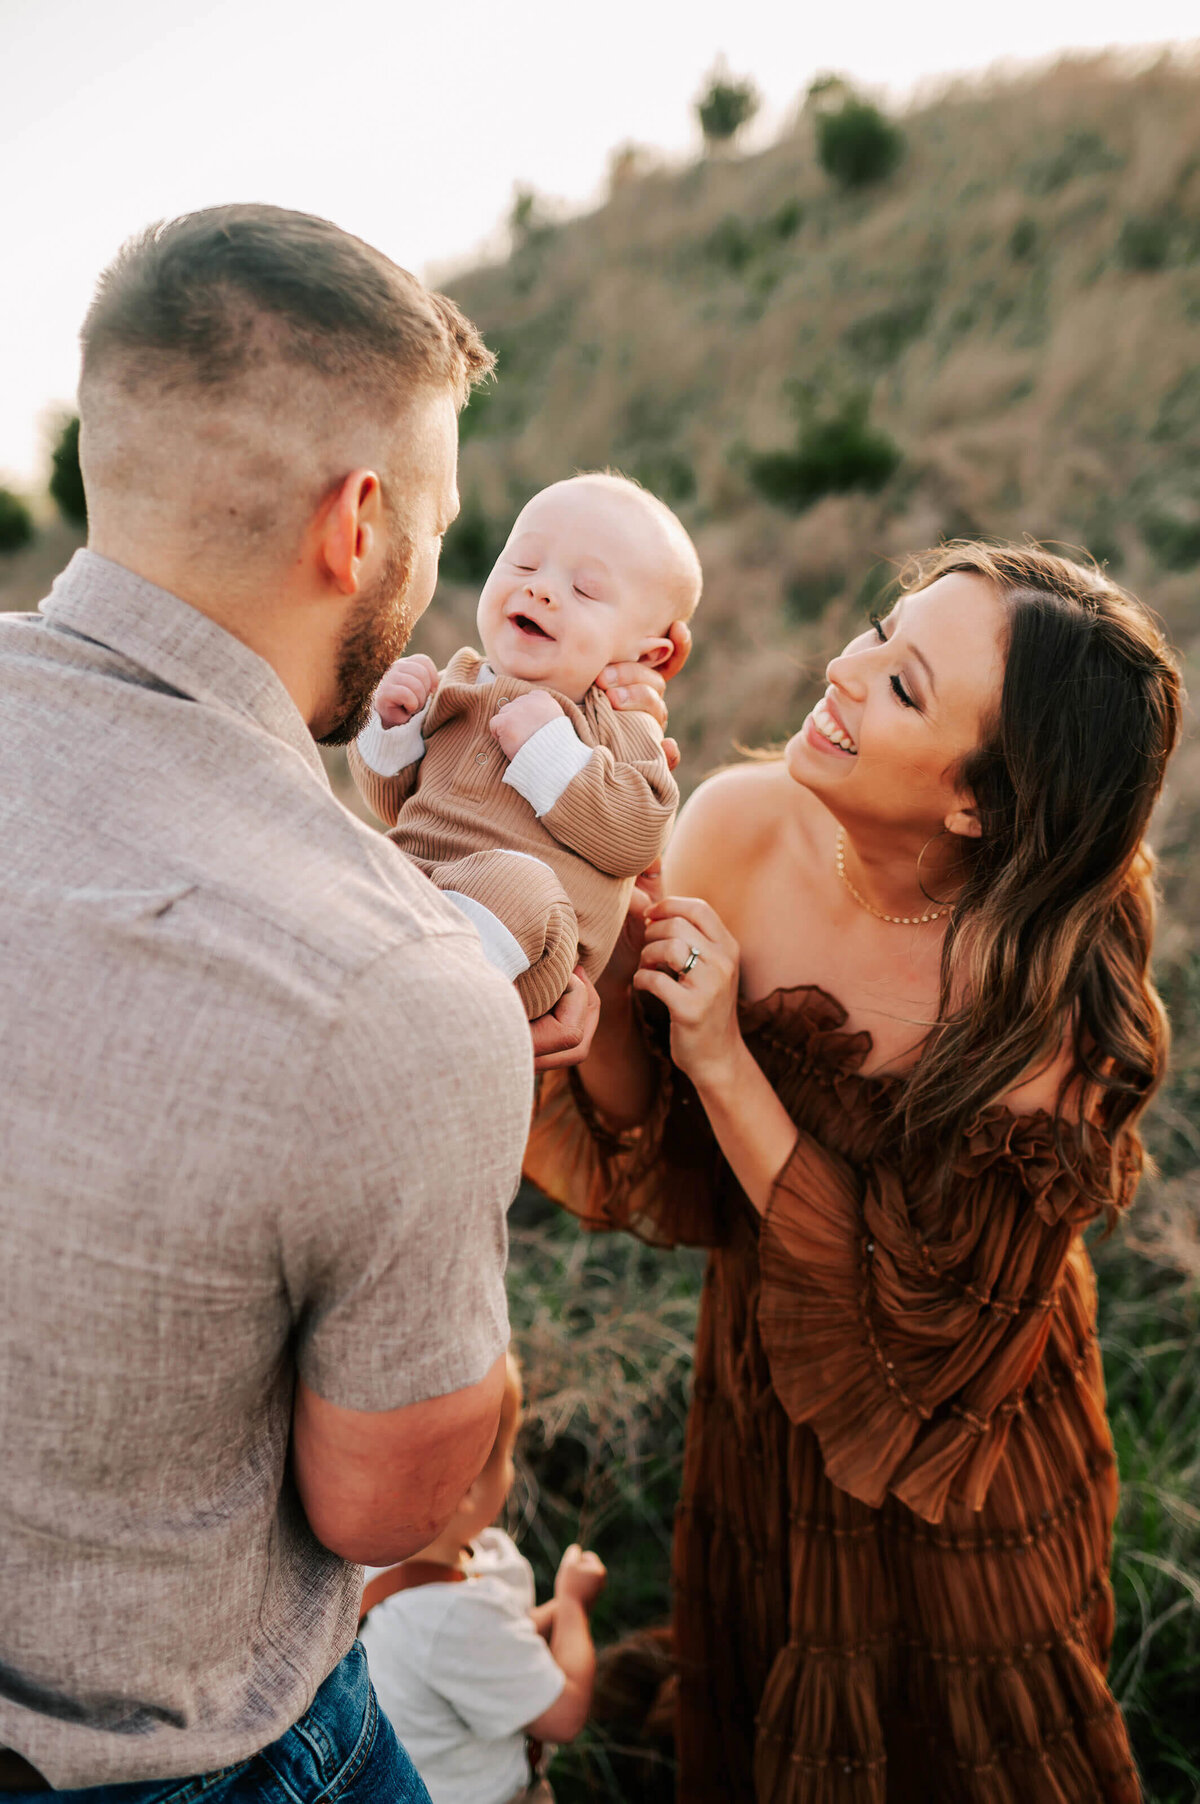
[1, 0, 1196, 485]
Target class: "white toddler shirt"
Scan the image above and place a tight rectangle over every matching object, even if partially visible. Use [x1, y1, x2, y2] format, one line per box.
[361, 1529, 565, 1804]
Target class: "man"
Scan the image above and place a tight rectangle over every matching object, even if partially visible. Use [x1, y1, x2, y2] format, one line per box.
[0, 204, 597, 1804]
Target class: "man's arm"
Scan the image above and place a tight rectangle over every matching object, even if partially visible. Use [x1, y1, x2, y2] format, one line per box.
[293, 1353, 507, 1565]
[281, 936, 531, 1562]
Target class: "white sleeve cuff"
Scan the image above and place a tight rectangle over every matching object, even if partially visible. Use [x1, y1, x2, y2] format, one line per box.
[356, 704, 429, 777]
[502, 714, 595, 816]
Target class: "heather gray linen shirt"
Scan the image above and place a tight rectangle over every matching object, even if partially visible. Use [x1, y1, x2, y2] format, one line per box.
[0, 551, 531, 1788]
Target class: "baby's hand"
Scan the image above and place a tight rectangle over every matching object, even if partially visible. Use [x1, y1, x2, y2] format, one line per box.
[554, 1544, 607, 1611]
[490, 690, 564, 759]
[374, 655, 439, 729]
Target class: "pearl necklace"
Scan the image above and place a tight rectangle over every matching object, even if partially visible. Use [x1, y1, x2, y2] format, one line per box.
[835, 829, 950, 926]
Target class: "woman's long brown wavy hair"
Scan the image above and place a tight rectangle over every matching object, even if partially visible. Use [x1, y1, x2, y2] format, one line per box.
[893, 541, 1183, 1212]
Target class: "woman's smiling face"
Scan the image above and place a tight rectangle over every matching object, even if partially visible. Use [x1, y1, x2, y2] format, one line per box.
[785, 572, 1008, 838]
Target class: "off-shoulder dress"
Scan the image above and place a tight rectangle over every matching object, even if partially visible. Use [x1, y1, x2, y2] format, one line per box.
[524, 986, 1139, 1804]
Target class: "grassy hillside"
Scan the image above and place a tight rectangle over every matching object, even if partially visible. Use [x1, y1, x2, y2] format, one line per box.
[431, 49, 1200, 907]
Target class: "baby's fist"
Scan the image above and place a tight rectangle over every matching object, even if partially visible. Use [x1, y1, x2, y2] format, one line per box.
[554, 1544, 607, 1610]
[374, 655, 439, 729]
[490, 690, 564, 759]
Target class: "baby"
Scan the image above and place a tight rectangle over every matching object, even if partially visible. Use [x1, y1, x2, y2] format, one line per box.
[359, 1354, 606, 1804]
[349, 473, 702, 1018]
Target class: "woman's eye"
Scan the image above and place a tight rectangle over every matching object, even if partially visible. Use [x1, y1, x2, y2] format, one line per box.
[871, 614, 917, 708]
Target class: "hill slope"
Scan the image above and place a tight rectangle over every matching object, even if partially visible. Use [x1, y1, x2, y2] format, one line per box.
[428, 51, 1199, 918]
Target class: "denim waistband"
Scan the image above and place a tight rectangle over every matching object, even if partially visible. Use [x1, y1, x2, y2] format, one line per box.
[253, 1642, 377, 1804]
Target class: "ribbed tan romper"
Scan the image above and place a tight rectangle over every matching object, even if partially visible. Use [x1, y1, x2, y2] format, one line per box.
[349, 649, 678, 1018]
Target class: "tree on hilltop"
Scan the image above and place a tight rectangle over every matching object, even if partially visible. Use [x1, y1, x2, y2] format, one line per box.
[696, 66, 760, 151]
[816, 96, 905, 188]
[0, 487, 35, 554]
[49, 414, 87, 526]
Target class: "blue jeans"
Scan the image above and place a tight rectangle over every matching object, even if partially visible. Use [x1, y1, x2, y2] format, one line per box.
[12, 1645, 429, 1804]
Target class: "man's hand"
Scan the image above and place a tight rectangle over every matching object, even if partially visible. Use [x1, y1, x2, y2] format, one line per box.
[490, 690, 564, 759]
[374, 654, 439, 729]
[530, 967, 600, 1071]
[554, 1544, 607, 1612]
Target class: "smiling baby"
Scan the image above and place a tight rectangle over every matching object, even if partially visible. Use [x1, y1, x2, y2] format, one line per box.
[349, 473, 702, 1018]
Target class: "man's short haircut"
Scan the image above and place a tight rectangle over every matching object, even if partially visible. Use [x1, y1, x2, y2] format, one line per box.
[80, 203, 494, 412]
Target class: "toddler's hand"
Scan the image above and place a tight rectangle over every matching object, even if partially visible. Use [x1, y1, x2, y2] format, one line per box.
[374, 655, 439, 729]
[554, 1544, 607, 1611]
[490, 690, 564, 759]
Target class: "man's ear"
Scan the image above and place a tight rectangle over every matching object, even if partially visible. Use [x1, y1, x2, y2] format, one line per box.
[318, 468, 383, 596]
[945, 805, 983, 839]
[637, 637, 676, 671]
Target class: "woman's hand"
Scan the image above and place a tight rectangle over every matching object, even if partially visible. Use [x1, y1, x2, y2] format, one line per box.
[633, 896, 744, 1093]
[595, 619, 692, 772]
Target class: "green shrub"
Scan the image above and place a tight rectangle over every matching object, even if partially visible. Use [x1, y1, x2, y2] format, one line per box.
[1009, 215, 1039, 261]
[768, 198, 804, 239]
[1151, 369, 1200, 445]
[844, 296, 931, 366]
[0, 487, 34, 554]
[1140, 508, 1200, 571]
[626, 451, 696, 506]
[701, 201, 804, 276]
[1118, 214, 1173, 272]
[784, 568, 843, 622]
[702, 215, 756, 273]
[457, 380, 498, 445]
[696, 71, 760, 148]
[49, 415, 87, 526]
[438, 492, 504, 585]
[816, 100, 904, 189]
[1025, 129, 1122, 196]
[746, 396, 902, 513]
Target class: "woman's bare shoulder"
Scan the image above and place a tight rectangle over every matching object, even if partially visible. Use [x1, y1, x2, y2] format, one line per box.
[665, 759, 821, 895]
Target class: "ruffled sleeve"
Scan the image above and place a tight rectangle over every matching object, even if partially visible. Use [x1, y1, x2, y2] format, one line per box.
[522, 1002, 726, 1248]
[756, 1110, 1114, 1524]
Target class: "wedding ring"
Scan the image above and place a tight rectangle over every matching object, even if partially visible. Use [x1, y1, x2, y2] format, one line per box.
[677, 945, 701, 980]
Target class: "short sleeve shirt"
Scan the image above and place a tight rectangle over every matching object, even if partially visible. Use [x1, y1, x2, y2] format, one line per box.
[361, 1530, 565, 1804]
[0, 553, 532, 1787]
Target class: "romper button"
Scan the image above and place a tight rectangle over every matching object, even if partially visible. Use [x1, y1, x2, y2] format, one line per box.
[476, 751, 488, 764]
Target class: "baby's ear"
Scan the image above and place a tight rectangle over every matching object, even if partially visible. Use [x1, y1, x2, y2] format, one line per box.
[638, 637, 675, 670]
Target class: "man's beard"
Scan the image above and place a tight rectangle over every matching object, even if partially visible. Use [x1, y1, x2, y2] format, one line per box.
[317, 534, 417, 747]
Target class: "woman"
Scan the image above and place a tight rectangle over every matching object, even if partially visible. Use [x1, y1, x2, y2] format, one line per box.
[525, 542, 1181, 1803]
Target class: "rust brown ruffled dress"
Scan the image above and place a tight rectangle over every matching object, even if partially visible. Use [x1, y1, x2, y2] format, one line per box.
[524, 987, 1140, 1804]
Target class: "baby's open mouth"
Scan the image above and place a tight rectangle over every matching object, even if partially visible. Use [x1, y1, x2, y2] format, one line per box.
[511, 614, 554, 640]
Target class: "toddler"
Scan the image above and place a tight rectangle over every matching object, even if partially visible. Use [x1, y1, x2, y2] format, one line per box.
[359, 1355, 606, 1804]
[349, 472, 702, 1018]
